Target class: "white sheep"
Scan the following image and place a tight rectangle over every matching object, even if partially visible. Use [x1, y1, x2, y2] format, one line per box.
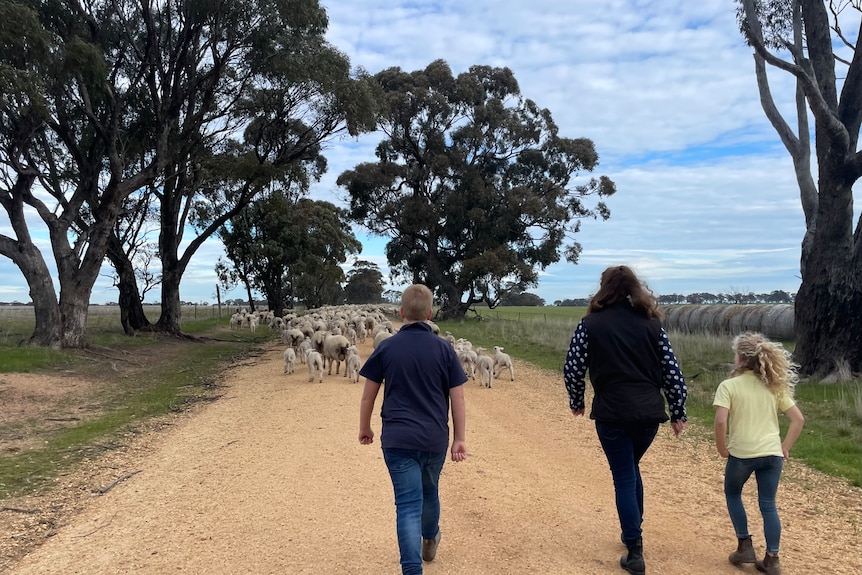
[372, 330, 393, 349]
[345, 345, 362, 384]
[456, 348, 477, 380]
[283, 347, 296, 374]
[306, 349, 325, 383]
[297, 337, 312, 364]
[322, 334, 351, 375]
[475, 349, 494, 388]
[493, 346, 515, 381]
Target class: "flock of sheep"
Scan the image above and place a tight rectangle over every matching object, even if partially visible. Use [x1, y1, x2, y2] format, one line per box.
[228, 305, 516, 387]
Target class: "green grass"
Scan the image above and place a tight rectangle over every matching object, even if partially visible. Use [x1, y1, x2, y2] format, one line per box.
[0, 306, 270, 499]
[437, 308, 862, 487]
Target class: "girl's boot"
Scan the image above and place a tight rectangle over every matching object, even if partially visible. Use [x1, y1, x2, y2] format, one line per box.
[620, 538, 645, 575]
[728, 536, 756, 564]
[755, 552, 782, 575]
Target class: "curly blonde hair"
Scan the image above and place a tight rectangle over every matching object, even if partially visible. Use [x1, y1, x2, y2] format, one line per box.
[730, 332, 798, 401]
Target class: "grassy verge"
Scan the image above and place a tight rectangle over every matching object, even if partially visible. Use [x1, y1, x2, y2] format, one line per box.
[0, 314, 273, 499]
[437, 314, 862, 487]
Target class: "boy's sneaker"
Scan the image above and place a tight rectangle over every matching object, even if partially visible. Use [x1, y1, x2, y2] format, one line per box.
[422, 531, 441, 562]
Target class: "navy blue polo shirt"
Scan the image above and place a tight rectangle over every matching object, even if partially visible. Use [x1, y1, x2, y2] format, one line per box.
[359, 321, 467, 453]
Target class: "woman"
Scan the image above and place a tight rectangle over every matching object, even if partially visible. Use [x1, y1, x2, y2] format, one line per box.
[563, 265, 688, 575]
[713, 332, 804, 575]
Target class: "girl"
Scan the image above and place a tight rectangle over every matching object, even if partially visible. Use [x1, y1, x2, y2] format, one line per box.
[713, 332, 805, 575]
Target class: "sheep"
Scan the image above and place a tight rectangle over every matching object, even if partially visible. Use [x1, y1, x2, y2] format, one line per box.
[493, 345, 515, 381]
[297, 337, 312, 364]
[373, 330, 393, 349]
[345, 345, 362, 384]
[283, 327, 305, 350]
[306, 349, 325, 383]
[322, 334, 351, 375]
[457, 347, 478, 380]
[248, 314, 259, 333]
[283, 347, 296, 374]
[475, 349, 494, 388]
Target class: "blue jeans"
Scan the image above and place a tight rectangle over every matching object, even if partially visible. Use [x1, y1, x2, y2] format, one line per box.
[382, 448, 447, 575]
[724, 455, 784, 553]
[595, 421, 659, 546]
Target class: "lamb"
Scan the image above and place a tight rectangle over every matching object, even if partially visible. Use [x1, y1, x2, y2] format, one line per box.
[345, 345, 362, 384]
[297, 337, 312, 364]
[305, 349, 325, 383]
[493, 345, 515, 381]
[456, 347, 478, 380]
[283, 347, 296, 374]
[475, 349, 494, 388]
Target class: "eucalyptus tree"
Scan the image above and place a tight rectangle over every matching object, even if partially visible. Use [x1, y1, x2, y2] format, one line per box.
[737, 0, 861, 376]
[337, 60, 615, 319]
[343, 260, 385, 304]
[0, 0, 172, 347]
[0, 0, 378, 347]
[144, 0, 379, 335]
[217, 195, 361, 313]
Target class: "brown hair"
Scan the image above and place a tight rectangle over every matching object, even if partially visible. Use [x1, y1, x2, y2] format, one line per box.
[400, 284, 433, 322]
[730, 332, 798, 401]
[587, 265, 662, 319]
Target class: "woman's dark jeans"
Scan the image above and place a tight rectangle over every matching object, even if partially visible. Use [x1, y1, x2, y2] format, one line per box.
[595, 421, 660, 546]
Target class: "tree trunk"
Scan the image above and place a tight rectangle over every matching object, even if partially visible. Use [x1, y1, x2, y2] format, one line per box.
[106, 234, 152, 335]
[154, 262, 184, 335]
[18, 244, 62, 348]
[793, 171, 862, 376]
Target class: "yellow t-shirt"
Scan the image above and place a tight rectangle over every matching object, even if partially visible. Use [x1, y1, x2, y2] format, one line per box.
[713, 371, 796, 458]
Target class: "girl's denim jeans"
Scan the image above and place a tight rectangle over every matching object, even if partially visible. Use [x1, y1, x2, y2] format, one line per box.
[724, 455, 784, 553]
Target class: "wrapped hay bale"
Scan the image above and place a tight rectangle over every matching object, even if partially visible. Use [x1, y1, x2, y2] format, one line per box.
[762, 304, 795, 340]
[660, 304, 795, 338]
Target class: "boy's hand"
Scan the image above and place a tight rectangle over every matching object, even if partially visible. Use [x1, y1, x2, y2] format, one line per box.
[359, 428, 374, 445]
[450, 440, 467, 462]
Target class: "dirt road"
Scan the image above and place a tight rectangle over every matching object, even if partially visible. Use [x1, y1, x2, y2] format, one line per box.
[3, 331, 860, 574]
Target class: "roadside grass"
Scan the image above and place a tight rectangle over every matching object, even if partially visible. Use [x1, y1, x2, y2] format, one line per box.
[0, 310, 275, 499]
[437, 311, 862, 487]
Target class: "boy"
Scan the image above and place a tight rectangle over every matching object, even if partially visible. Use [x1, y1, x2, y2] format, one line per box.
[358, 284, 468, 575]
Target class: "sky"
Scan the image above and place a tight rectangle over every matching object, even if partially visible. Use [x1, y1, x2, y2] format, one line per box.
[1, 0, 859, 305]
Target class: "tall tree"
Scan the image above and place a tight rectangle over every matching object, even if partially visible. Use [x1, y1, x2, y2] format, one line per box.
[0, 0, 170, 347]
[337, 60, 615, 319]
[0, 0, 379, 347]
[217, 195, 360, 313]
[343, 259, 384, 304]
[143, 0, 379, 335]
[737, 0, 861, 376]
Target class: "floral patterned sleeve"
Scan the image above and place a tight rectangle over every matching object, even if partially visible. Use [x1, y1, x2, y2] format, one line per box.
[659, 327, 687, 422]
[563, 319, 588, 410]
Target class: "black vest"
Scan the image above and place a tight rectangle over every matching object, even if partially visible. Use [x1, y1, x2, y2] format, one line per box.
[582, 303, 670, 423]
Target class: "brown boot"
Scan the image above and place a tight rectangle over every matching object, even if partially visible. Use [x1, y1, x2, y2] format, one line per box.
[728, 536, 756, 565]
[755, 552, 782, 575]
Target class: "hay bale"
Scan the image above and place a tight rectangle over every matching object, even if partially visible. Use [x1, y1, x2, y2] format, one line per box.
[762, 304, 795, 339]
[660, 304, 795, 339]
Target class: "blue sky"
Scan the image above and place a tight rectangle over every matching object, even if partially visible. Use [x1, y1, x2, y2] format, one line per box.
[1, 1, 859, 305]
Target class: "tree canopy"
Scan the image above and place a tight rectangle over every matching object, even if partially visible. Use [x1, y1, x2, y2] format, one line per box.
[217, 194, 361, 312]
[337, 60, 615, 319]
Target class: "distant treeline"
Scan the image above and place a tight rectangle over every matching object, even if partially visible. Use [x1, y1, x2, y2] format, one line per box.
[0, 290, 796, 309]
[554, 290, 795, 307]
